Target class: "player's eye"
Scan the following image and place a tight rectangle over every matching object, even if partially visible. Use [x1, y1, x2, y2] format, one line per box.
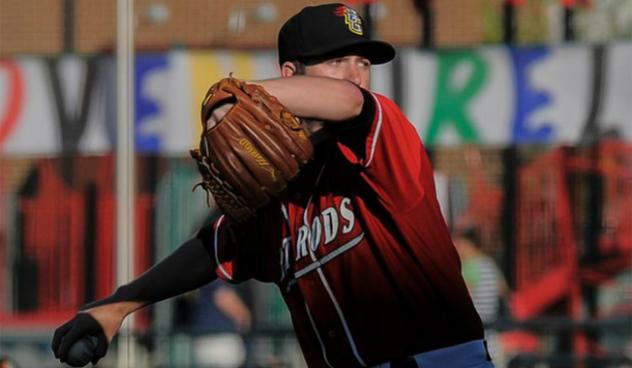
[327, 58, 343, 66]
[358, 59, 371, 68]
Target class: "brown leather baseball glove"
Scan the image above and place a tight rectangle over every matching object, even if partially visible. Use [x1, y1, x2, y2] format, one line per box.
[190, 76, 313, 223]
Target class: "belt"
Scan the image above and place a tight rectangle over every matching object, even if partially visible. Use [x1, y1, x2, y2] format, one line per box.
[375, 339, 494, 368]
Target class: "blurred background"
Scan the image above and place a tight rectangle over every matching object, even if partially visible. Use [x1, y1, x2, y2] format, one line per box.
[0, 0, 631, 367]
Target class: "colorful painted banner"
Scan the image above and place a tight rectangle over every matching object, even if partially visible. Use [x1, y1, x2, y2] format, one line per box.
[401, 43, 632, 145]
[0, 44, 630, 155]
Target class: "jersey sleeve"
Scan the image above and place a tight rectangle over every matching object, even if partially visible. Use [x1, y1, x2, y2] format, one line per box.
[333, 93, 431, 211]
[205, 215, 241, 283]
[203, 206, 283, 283]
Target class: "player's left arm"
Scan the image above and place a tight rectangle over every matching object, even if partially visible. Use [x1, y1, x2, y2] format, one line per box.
[253, 76, 364, 122]
[205, 76, 366, 134]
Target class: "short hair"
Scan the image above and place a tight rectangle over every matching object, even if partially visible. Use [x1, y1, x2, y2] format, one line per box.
[291, 60, 306, 75]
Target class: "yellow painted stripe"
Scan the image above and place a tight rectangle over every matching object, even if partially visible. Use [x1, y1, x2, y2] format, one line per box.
[189, 52, 223, 137]
[231, 51, 255, 80]
[188, 51, 256, 138]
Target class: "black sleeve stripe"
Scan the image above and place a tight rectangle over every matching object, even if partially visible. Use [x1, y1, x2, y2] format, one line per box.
[81, 228, 216, 309]
[327, 85, 376, 134]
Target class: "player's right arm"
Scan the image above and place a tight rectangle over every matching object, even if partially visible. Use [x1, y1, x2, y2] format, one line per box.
[51, 219, 232, 365]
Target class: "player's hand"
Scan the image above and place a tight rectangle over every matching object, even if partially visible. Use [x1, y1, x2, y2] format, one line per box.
[51, 301, 141, 366]
[51, 312, 109, 366]
[206, 101, 233, 129]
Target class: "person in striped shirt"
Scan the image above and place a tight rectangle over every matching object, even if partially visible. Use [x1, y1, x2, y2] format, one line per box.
[454, 227, 509, 366]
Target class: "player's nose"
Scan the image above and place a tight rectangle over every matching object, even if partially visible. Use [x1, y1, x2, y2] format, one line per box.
[343, 65, 362, 87]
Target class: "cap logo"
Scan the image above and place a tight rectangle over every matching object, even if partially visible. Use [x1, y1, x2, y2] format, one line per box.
[334, 6, 363, 36]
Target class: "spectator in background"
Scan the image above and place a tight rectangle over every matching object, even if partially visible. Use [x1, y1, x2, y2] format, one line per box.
[0, 356, 19, 368]
[453, 227, 509, 367]
[187, 282, 252, 368]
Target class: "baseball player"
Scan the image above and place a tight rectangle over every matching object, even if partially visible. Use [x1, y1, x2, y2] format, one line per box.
[52, 3, 493, 367]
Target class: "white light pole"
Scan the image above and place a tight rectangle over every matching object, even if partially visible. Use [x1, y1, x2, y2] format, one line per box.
[116, 0, 135, 367]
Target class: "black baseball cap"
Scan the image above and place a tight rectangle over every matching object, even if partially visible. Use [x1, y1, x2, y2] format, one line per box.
[277, 3, 396, 66]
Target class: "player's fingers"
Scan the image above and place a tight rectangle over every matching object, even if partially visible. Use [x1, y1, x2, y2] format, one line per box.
[57, 327, 86, 362]
[57, 313, 102, 362]
[92, 333, 109, 364]
[51, 320, 73, 358]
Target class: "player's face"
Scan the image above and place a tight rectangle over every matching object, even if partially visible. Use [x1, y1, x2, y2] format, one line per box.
[304, 55, 371, 89]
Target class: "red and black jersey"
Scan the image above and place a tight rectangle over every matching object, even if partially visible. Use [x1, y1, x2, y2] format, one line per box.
[209, 92, 484, 367]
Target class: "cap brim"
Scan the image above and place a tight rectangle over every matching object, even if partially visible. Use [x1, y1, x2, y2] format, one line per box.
[300, 40, 396, 65]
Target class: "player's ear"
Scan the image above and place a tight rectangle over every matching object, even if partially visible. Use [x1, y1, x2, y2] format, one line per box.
[281, 61, 297, 77]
